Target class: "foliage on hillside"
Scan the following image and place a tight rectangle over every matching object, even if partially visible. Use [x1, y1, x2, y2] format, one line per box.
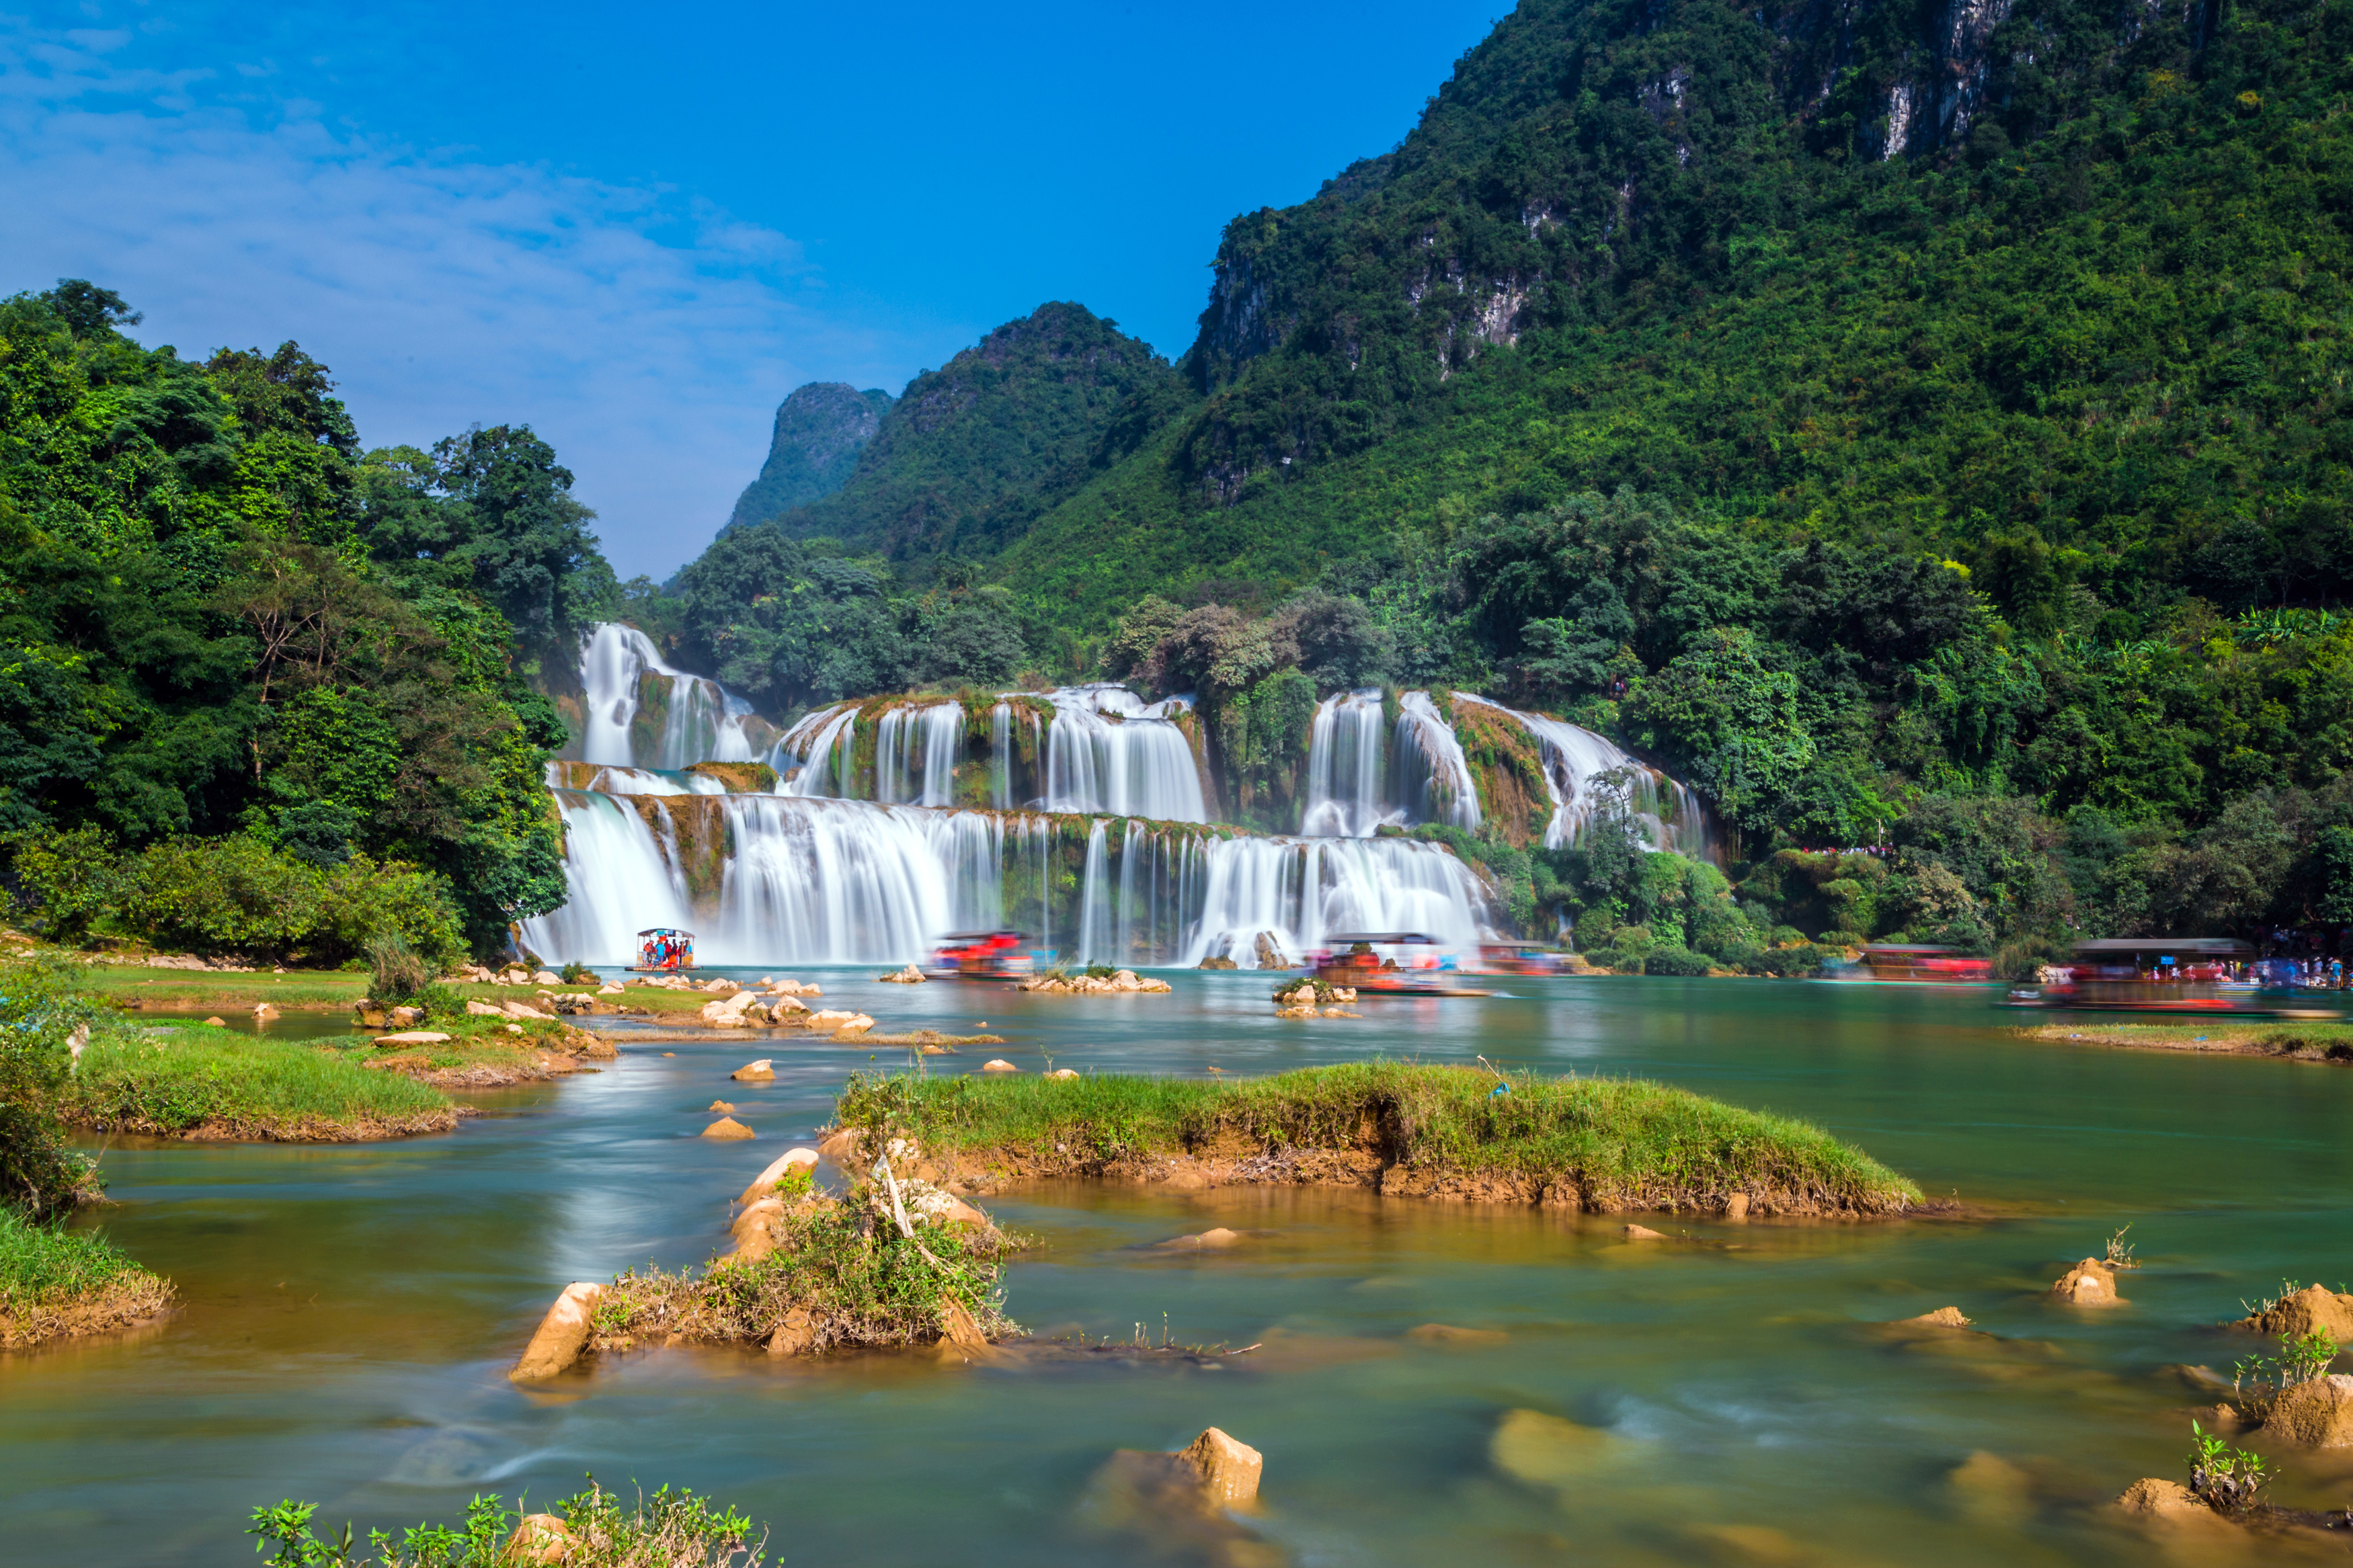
[748, 302, 1183, 567]
[0, 282, 617, 954]
[998, 0, 2353, 624]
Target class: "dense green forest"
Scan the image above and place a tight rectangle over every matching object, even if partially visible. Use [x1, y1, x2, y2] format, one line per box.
[0, 281, 617, 959]
[657, 0, 2353, 955]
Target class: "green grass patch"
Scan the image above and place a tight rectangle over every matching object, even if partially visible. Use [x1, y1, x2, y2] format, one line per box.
[599, 1184, 1019, 1354]
[0, 1208, 173, 1348]
[79, 962, 372, 1012]
[65, 1026, 456, 1139]
[838, 1062, 1922, 1216]
[249, 1478, 764, 1567]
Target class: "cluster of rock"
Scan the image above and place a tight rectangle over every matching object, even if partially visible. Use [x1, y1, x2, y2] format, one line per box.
[454, 963, 562, 985]
[1272, 982, 1358, 1019]
[1017, 969, 1174, 994]
[877, 964, 927, 983]
[697, 979, 873, 1034]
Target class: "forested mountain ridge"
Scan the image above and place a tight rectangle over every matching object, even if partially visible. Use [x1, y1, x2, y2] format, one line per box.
[0, 282, 619, 958]
[997, 0, 2352, 626]
[746, 301, 1182, 566]
[725, 382, 894, 534]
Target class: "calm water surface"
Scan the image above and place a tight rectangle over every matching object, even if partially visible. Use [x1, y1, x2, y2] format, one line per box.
[7, 975, 2350, 1564]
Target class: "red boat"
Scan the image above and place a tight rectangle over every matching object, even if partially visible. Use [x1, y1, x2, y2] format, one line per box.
[928, 930, 1035, 981]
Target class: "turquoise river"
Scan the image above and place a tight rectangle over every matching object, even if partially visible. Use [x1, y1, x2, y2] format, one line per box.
[5, 973, 2350, 1564]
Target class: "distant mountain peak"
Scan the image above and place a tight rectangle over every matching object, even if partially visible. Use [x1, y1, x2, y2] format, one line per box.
[727, 382, 894, 532]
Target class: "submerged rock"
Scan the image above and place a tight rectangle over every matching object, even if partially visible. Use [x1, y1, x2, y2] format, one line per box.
[703, 1117, 756, 1140]
[709, 1100, 735, 1114]
[510, 1282, 602, 1380]
[2266, 1373, 2353, 1446]
[1623, 1225, 1667, 1241]
[2050, 1258, 2125, 1308]
[1407, 1323, 1509, 1346]
[1158, 1227, 1243, 1250]
[1896, 1307, 1974, 1329]
[2115, 1478, 2207, 1519]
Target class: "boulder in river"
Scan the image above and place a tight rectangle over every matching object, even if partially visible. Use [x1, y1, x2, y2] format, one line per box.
[2050, 1258, 2126, 1307]
[737, 1147, 822, 1204]
[703, 1117, 756, 1140]
[878, 964, 926, 983]
[1895, 1306, 1975, 1329]
[203, 1016, 226, 1026]
[731, 1059, 775, 1081]
[2265, 1373, 2353, 1446]
[982, 1059, 1017, 1072]
[708, 1100, 735, 1114]
[510, 1282, 602, 1380]
[1176, 1428, 1263, 1506]
[1253, 933, 1290, 970]
[1197, 956, 1238, 970]
[2233, 1282, 2353, 1341]
[1622, 1225, 1667, 1240]
[2115, 1478, 2208, 1519]
[1045, 1067, 1080, 1079]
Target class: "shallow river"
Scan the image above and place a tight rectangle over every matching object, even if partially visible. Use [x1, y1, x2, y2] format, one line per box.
[7, 975, 2351, 1564]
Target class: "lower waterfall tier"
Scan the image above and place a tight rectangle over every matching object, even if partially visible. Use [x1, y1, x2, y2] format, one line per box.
[520, 792, 1497, 968]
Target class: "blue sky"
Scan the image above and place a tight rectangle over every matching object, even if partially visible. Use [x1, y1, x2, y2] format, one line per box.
[2, 1, 1505, 577]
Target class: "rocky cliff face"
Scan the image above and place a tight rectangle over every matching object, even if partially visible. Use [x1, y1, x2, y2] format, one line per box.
[727, 382, 895, 532]
[1175, 0, 2225, 498]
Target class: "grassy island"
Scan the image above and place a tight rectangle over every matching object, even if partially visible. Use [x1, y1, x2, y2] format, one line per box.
[63, 1024, 464, 1141]
[0, 1208, 173, 1348]
[836, 1063, 1923, 1218]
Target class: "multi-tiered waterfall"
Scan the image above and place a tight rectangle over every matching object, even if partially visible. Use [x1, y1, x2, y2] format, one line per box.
[525, 625, 1712, 966]
[576, 624, 767, 768]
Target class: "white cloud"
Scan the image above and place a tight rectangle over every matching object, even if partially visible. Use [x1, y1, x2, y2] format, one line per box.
[0, 27, 957, 579]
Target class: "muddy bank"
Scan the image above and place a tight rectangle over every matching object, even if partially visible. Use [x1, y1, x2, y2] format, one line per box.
[2018, 1022, 2353, 1063]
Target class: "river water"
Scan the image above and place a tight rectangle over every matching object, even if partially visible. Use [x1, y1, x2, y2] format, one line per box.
[7, 975, 2350, 1564]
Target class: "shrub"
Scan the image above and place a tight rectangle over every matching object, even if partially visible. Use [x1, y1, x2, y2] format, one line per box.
[249, 1478, 764, 1567]
[1579, 946, 1623, 971]
[0, 958, 109, 1221]
[2, 826, 125, 943]
[1643, 946, 1712, 977]
[1754, 945, 1830, 978]
[367, 936, 435, 1003]
[560, 962, 600, 985]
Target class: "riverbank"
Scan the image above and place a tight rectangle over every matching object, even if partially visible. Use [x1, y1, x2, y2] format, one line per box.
[830, 1063, 1925, 1216]
[2018, 1020, 2353, 1061]
[63, 1024, 463, 1141]
[0, 1210, 173, 1349]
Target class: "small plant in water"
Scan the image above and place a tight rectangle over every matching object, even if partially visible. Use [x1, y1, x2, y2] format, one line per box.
[2186, 1421, 2266, 1512]
[2230, 1327, 2338, 1417]
[248, 1477, 764, 1565]
[2102, 1225, 2139, 1270]
[2241, 1278, 2306, 1318]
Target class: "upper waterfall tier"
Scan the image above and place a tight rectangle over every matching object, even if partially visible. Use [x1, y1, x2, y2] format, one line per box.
[768, 687, 1210, 822]
[1295, 688, 1712, 854]
[571, 624, 776, 770]
[520, 790, 1494, 968]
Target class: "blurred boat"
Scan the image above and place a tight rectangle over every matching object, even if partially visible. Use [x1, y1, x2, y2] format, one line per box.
[1310, 932, 1495, 997]
[928, 930, 1036, 981]
[2005, 937, 2340, 1017]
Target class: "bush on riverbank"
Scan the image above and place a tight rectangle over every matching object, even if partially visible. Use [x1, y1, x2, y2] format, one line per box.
[249, 1478, 764, 1567]
[6, 827, 467, 969]
[837, 1063, 1922, 1215]
[65, 1025, 457, 1140]
[0, 958, 110, 1219]
[595, 1180, 1019, 1355]
[0, 1208, 173, 1348]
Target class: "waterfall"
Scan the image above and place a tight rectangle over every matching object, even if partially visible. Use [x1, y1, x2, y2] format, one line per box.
[1041, 685, 1207, 821]
[520, 787, 1496, 969]
[774, 705, 857, 797]
[1454, 694, 1712, 856]
[1394, 692, 1483, 833]
[988, 703, 1012, 809]
[1301, 688, 1394, 836]
[575, 622, 758, 768]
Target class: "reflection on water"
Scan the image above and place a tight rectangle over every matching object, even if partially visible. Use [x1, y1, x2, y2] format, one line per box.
[7, 975, 2352, 1563]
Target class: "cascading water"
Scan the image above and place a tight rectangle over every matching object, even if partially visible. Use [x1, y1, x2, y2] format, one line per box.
[1455, 694, 1712, 856]
[1392, 692, 1483, 833]
[774, 705, 857, 797]
[1040, 685, 1207, 821]
[520, 787, 1496, 969]
[873, 702, 965, 805]
[1300, 688, 1394, 837]
[575, 622, 759, 768]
